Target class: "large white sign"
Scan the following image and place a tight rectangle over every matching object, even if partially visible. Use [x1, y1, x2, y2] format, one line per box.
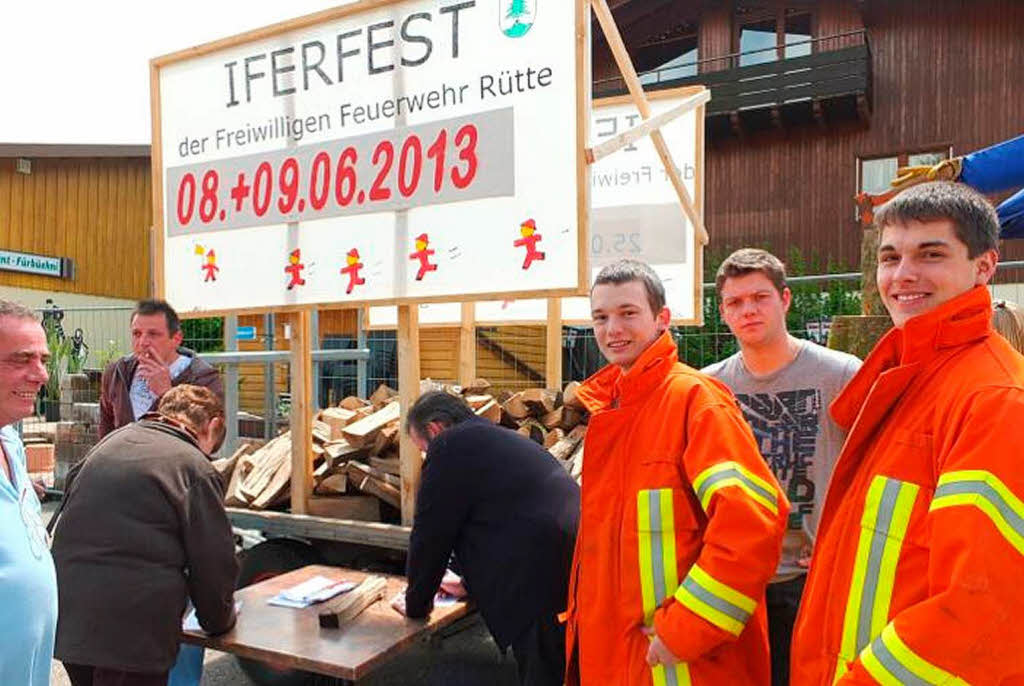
[154, 0, 587, 313]
[369, 87, 703, 328]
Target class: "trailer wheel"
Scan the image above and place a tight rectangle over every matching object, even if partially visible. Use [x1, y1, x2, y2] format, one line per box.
[235, 539, 323, 686]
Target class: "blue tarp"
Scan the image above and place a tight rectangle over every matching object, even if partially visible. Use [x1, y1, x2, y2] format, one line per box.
[958, 134, 1024, 239]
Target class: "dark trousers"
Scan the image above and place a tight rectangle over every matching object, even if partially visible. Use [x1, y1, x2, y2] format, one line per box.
[509, 612, 566, 686]
[766, 575, 807, 686]
[64, 662, 169, 686]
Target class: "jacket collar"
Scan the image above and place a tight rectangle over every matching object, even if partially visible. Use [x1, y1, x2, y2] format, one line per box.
[577, 331, 678, 413]
[831, 285, 993, 430]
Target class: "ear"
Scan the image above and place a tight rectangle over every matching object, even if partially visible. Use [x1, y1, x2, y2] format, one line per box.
[655, 306, 671, 332]
[171, 329, 185, 346]
[426, 420, 447, 440]
[974, 248, 999, 286]
[781, 287, 793, 313]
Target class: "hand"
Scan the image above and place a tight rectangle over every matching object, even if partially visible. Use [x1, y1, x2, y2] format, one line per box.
[390, 591, 408, 617]
[137, 349, 172, 396]
[641, 625, 681, 667]
[440, 570, 468, 599]
[32, 479, 46, 500]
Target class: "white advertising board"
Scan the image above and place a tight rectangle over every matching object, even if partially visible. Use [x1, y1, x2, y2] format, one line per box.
[153, 0, 588, 314]
[368, 86, 704, 328]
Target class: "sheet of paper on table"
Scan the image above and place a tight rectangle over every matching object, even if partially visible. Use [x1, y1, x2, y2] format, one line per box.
[267, 575, 357, 608]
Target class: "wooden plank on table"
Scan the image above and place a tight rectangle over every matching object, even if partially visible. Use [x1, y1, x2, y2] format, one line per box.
[318, 575, 388, 628]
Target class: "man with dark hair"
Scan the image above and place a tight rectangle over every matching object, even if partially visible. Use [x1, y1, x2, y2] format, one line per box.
[53, 385, 237, 686]
[0, 300, 57, 686]
[99, 298, 223, 438]
[394, 391, 579, 686]
[792, 182, 1024, 685]
[704, 248, 860, 686]
[566, 259, 788, 685]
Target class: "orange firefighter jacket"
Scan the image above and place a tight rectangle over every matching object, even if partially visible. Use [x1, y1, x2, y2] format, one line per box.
[566, 332, 789, 686]
[791, 286, 1024, 685]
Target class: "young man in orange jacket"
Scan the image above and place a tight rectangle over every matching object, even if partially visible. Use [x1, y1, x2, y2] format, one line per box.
[791, 181, 1024, 684]
[565, 259, 789, 685]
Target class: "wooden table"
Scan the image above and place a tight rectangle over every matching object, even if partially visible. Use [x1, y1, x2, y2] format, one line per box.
[182, 565, 471, 683]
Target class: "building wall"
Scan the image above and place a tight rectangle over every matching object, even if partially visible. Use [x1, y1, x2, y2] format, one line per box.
[0, 157, 152, 299]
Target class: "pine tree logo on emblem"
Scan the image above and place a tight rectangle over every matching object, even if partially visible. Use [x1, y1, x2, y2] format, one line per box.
[500, 0, 536, 38]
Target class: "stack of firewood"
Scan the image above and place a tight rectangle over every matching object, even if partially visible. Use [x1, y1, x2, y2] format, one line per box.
[216, 379, 587, 519]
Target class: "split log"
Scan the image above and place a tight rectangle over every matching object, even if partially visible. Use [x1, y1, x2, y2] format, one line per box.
[346, 462, 401, 509]
[369, 456, 400, 476]
[323, 439, 367, 465]
[369, 384, 398, 408]
[339, 396, 370, 411]
[521, 388, 559, 416]
[560, 406, 587, 431]
[464, 395, 493, 411]
[541, 407, 563, 430]
[250, 447, 293, 509]
[239, 434, 290, 502]
[318, 575, 387, 629]
[563, 381, 584, 409]
[462, 378, 492, 395]
[517, 419, 547, 446]
[320, 407, 359, 439]
[475, 399, 501, 424]
[211, 443, 254, 486]
[548, 425, 586, 461]
[503, 393, 530, 421]
[225, 454, 255, 506]
[314, 472, 348, 495]
[370, 422, 400, 456]
[544, 428, 565, 450]
[312, 420, 332, 445]
[342, 401, 400, 449]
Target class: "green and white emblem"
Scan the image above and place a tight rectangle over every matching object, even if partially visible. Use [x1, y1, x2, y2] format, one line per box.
[500, 0, 536, 38]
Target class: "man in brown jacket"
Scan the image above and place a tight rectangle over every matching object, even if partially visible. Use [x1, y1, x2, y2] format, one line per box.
[52, 385, 238, 685]
[99, 299, 223, 438]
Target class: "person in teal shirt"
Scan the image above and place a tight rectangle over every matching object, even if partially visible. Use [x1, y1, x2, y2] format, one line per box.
[0, 300, 57, 686]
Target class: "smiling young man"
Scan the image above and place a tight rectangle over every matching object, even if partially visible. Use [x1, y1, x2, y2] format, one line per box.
[791, 182, 1024, 685]
[565, 259, 788, 685]
[703, 249, 860, 686]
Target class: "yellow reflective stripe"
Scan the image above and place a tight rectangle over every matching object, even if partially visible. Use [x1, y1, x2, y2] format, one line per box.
[838, 476, 919, 664]
[832, 658, 849, 684]
[649, 659, 692, 686]
[637, 490, 658, 625]
[673, 564, 755, 637]
[693, 461, 779, 515]
[860, 624, 971, 686]
[930, 470, 1024, 557]
[659, 489, 679, 594]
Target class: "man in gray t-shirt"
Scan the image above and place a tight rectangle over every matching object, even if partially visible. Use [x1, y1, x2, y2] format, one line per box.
[704, 249, 861, 686]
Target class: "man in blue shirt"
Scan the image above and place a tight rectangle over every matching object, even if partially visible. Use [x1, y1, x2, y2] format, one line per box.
[0, 300, 57, 686]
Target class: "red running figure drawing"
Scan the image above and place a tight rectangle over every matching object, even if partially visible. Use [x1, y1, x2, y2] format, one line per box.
[285, 249, 306, 290]
[200, 248, 219, 282]
[409, 233, 438, 281]
[514, 218, 545, 270]
[340, 248, 366, 294]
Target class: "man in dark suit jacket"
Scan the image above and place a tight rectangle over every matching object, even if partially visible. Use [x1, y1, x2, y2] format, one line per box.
[392, 391, 580, 686]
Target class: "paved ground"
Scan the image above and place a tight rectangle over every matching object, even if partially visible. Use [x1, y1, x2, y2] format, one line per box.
[44, 500, 520, 685]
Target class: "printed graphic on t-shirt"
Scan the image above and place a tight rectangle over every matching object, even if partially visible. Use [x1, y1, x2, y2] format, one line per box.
[733, 389, 820, 529]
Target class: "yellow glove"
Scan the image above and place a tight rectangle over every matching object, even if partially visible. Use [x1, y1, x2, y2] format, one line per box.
[890, 157, 962, 190]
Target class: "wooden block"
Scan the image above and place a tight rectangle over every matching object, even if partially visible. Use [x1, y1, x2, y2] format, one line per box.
[517, 419, 547, 445]
[312, 420, 332, 445]
[211, 443, 253, 486]
[240, 434, 291, 503]
[342, 401, 401, 448]
[306, 494, 380, 520]
[339, 396, 370, 411]
[541, 407, 564, 430]
[502, 392, 530, 421]
[346, 462, 402, 509]
[370, 421, 400, 456]
[563, 381, 584, 409]
[464, 395, 493, 410]
[369, 384, 398, 408]
[548, 425, 585, 461]
[369, 456, 400, 476]
[318, 575, 387, 628]
[544, 428, 565, 450]
[225, 455, 255, 506]
[324, 439, 367, 465]
[569, 442, 584, 480]
[320, 407, 359, 440]
[560, 406, 587, 431]
[250, 446, 294, 509]
[313, 472, 349, 495]
[475, 399, 501, 424]
[521, 388, 559, 416]
[462, 378, 492, 395]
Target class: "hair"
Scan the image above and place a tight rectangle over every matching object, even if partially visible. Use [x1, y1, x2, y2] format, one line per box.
[157, 384, 225, 451]
[873, 181, 999, 258]
[132, 299, 181, 335]
[993, 300, 1024, 354]
[591, 259, 666, 314]
[715, 248, 788, 296]
[0, 300, 40, 323]
[405, 391, 476, 445]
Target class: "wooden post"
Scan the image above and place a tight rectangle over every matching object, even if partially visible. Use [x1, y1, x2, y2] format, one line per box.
[289, 309, 313, 515]
[458, 302, 476, 387]
[546, 298, 562, 389]
[397, 305, 421, 525]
